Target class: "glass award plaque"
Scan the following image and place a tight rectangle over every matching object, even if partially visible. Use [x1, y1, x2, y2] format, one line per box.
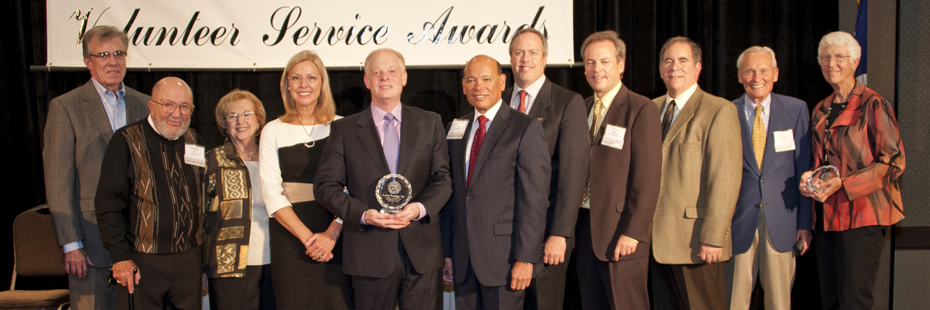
[375, 174, 412, 214]
[804, 165, 839, 193]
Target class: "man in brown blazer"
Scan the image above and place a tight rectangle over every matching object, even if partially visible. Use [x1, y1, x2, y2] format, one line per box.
[43, 25, 149, 310]
[650, 36, 742, 310]
[573, 30, 662, 310]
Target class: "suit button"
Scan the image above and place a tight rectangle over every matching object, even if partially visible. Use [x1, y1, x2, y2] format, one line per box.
[760, 179, 765, 184]
[466, 196, 472, 201]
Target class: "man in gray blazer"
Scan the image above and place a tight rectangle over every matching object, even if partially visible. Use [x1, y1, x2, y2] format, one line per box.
[42, 25, 149, 310]
[726, 46, 812, 310]
[315, 48, 453, 310]
[441, 55, 550, 310]
[501, 28, 589, 310]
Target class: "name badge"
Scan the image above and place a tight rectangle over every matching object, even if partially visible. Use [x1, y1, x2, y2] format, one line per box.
[447, 119, 469, 140]
[773, 129, 796, 152]
[184, 144, 206, 167]
[601, 124, 626, 150]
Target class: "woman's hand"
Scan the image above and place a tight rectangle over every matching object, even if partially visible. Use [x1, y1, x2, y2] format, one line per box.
[811, 177, 843, 202]
[799, 171, 814, 198]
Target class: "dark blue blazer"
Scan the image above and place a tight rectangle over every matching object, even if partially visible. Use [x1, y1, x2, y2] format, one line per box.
[731, 93, 812, 254]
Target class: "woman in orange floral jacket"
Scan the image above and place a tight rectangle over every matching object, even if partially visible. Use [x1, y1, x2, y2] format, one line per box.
[801, 31, 905, 310]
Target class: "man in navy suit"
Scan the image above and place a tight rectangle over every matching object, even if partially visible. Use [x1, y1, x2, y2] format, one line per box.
[441, 55, 550, 310]
[501, 28, 589, 310]
[725, 46, 813, 310]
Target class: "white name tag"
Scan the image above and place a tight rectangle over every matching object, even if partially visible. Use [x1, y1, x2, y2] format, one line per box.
[447, 119, 469, 140]
[184, 144, 206, 167]
[773, 129, 796, 152]
[600, 125, 626, 150]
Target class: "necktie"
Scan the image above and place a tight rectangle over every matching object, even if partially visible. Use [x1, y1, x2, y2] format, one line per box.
[581, 99, 604, 206]
[383, 112, 399, 174]
[518, 90, 528, 113]
[467, 115, 488, 187]
[752, 105, 766, 169]
[662, 100, 677, 139]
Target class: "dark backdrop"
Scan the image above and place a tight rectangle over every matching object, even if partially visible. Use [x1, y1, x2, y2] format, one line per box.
[2, 0, 837, 306]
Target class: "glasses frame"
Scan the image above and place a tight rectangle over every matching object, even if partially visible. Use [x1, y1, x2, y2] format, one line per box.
[817, 54, 852, 64]
[88, 50, 127, 60]
[225, 111, 256, 122]
[151, 100, 195, 115]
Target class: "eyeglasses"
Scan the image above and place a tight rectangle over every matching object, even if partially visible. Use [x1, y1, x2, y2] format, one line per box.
[151, 100, 195, 115]
[88, 50, 127, 60]
[818, 54, 852, 63]
[226, 111, 255, 122]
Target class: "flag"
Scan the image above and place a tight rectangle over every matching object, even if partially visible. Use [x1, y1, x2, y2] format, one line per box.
[854, 0, 868, 85]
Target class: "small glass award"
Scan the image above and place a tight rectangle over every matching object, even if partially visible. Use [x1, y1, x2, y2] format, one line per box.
[375, 174, 412, 214]
[804, 165, 839, 193]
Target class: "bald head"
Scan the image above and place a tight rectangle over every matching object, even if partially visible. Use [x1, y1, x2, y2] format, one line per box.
[148, 77, 194, 140]
[462, 55, 506, 114]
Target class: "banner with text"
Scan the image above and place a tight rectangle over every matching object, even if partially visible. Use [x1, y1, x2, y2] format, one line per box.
[47, 0, 573, 69]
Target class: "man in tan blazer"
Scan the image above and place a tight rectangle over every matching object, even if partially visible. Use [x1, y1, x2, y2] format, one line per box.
[650, 36, 742, 310]
[575, 30, 661, 310]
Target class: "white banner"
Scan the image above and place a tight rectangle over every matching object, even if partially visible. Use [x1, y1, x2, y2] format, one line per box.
[46, 0, 574, 69]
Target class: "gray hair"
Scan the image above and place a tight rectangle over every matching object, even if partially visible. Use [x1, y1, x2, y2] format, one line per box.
[509, 28, 548, 57]
[659, 36, 702, 65]
[81, 25, 129, 58]
[736, 46, 778, 70]
[364, 48, 406, 75]
[818, 31, 861, 62]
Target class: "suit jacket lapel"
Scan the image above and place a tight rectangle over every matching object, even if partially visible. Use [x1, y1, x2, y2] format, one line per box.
[662, 88, 700, 149]
[527, 80, 552, 122]
[470, 105, 510, 187]
[453, 113, 475, 186]
[735, 96, 760, 175]
[594, 85, 629, 147]
[397, 105, 420, 174]
[356, 108, 391, 175]
[80, 81, 116, 142]
[126, 90, 148, 122]
[761, 95, 789, 174]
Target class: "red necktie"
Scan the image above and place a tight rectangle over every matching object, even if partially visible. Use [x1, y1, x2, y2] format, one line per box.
[518, 90, 527, 113]
[466, 115, 488, 187]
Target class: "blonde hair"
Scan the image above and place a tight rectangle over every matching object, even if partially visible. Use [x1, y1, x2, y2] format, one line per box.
[215, 89, 266, 137]
[278, 50, 336, 124]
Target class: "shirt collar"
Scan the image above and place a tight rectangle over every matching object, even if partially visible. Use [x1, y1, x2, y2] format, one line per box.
[371, 102, 403, 123]
[474, 99, 504, 123]
[513, 75, 546, 101]
[594, 80, 623, 110]
[743, 93, 772, 115]
[665, 83, 698, 108]
[90, 77, 125, 98]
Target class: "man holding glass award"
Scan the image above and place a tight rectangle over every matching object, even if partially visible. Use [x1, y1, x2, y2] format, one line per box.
[315, 48, 453, 310]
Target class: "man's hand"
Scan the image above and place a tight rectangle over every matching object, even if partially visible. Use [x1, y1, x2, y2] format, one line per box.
[698, 243, 723, 264]
[393, 203, 421, 223]
[63, 248, 93, 279]
[111, 260, 141, 294]
[811, 177, 843, 203]
[443, 258, 454, 285]
[613, 235, 639, 260]
[509, 261, 533, 291]
[796, 230, 813, 255]
[363, 209, 410, 229]
[543, 236, 567, 265]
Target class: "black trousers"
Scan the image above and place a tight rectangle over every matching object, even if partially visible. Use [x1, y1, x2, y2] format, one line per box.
[117, 248, 202, 310]
[351, 238, 442, 310]
[815, 225, 885, 310]
[524, 235, 574, 310]
[209, 264, 276, 310]
[454, 263, 525, 310]
[650, 259, 727, 310]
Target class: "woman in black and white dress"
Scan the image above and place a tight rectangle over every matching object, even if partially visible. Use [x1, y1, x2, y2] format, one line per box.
[259, 50, 353, 309]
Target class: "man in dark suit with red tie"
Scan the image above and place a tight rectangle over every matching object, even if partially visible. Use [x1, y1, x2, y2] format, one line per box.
[315, 48, 453, 310]
[441, 55, 550, 310]
[574, 30, 662, 310]
[501, 28, 589, 310]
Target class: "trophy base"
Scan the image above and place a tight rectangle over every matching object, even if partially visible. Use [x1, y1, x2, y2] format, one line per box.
[379, 207, 402, 214]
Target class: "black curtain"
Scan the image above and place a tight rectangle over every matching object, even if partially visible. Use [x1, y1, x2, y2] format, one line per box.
[3, 0, 837, 306]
